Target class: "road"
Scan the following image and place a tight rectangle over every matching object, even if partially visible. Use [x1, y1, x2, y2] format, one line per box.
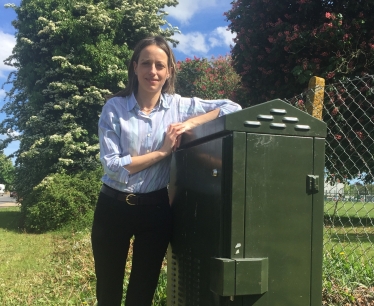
[0, 193, 19, 208]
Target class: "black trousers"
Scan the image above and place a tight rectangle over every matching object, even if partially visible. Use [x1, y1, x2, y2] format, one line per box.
[91, 190, 172, 306]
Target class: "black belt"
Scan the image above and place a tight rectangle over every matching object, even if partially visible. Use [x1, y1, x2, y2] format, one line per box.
[100, 184, 168, 206]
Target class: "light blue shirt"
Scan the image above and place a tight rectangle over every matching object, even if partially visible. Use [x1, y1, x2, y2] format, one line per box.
[99, 92, 242, 193]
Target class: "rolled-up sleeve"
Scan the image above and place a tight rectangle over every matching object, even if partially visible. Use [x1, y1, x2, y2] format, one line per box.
[98, 107, 131, 184]
[177, 96, 242, 122]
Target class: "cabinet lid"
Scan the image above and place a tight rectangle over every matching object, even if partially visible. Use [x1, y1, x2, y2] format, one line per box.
[180, 99, 327, 147]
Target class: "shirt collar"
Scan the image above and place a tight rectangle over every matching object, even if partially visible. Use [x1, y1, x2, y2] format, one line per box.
[126, 92, 171, 111]
[126, 93, 138, 111]
[160, 93, 171, 109]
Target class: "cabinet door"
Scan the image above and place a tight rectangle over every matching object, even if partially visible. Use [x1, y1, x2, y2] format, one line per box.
[168, 135, 232, 306]
[244, 134, 314, 306]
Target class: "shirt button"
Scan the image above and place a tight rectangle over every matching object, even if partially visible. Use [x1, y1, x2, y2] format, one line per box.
[146, 150, 150, 153]
[147, 134, 151, 137]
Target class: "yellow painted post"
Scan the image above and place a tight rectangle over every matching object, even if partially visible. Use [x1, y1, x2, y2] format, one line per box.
[307, 76, 325, 120]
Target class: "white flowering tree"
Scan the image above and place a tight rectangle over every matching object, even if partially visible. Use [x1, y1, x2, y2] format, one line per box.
[1, 0, 178, 206]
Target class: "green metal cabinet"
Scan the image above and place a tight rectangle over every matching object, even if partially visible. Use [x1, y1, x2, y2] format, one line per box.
[167, 99, 327, 306]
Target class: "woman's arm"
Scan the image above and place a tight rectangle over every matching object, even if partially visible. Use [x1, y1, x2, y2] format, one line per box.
[177, 96, 242, 123]
[171, 109, 220, 151]
[123, 123, 185, 174]
[126, 109, 221, 173]
[182, 108, 220, 130]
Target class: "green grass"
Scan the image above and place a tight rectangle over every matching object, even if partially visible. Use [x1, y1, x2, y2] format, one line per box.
[322, 251, 374, 305]
[323, 201, 374, 259]
[323, 201, 374, 305]
[324, 201, 374, 219]
[0, 207, 167, 305]
[0, 207, 96, 305]
[0, 208, 53, 280]
[1, 204, 373, 305]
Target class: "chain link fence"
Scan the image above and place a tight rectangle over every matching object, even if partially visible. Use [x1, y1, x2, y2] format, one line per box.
[284, 74, 374, 305]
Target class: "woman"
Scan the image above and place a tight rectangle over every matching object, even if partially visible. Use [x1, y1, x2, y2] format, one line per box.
[91, 36, 241, 306]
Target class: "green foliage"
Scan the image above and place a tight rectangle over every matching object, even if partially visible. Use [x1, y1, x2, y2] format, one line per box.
[225, 0, 374, 104]
[153, 268, 167, 305]
[175, 56, 249, 107]
[21, 168, 103, 232]
[1, 0, 178, 201]
[323, 251, 374, 305]
[0, 153, 15, 188]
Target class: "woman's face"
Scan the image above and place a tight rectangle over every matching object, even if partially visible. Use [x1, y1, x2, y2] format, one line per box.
[133, 45, 170, 96]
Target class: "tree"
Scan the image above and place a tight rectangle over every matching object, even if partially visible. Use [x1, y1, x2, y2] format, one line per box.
[225, 0, 374, 103]
[175, 55, 249, 106]
[1, 0, 178, 200]
[0, 153, 15, 188]
[225, 0, 374, 182]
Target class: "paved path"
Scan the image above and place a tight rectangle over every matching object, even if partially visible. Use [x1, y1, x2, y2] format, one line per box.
[0, 193, 19, 208]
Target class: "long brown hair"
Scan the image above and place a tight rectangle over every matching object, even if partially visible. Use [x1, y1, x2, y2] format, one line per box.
[108, 36, 177, 99]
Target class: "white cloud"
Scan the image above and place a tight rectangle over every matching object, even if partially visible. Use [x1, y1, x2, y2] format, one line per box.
[0, 30, 16, 78]
[209, 26, 236, 48]
[173, 32, 210, 56]
[7, 128, 20, 137]
[166, 0, 219, 24]
[0, 89, 5, 99]
[173, 26, 236, 57]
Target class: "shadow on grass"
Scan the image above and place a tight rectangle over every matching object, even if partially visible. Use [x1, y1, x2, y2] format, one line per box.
[0, 208, 24, 232]
[324, 215, 374, 227]
[328, 232, 374, 243]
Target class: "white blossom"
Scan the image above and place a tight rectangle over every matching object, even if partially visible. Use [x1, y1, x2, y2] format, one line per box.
[20, 37, 34, 45]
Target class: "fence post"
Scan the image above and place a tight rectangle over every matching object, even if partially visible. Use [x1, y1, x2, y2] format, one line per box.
[307, 76, 325, 120]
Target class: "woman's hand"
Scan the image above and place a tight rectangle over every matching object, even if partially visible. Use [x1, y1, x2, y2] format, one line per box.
[124, 123, 186, 174]
[172, 109, 221, 151]
[160, 123, 187, 155]
[172, 122, 194, 151]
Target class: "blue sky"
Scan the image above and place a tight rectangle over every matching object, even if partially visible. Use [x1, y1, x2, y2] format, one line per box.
[0, 0, 235, 158]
